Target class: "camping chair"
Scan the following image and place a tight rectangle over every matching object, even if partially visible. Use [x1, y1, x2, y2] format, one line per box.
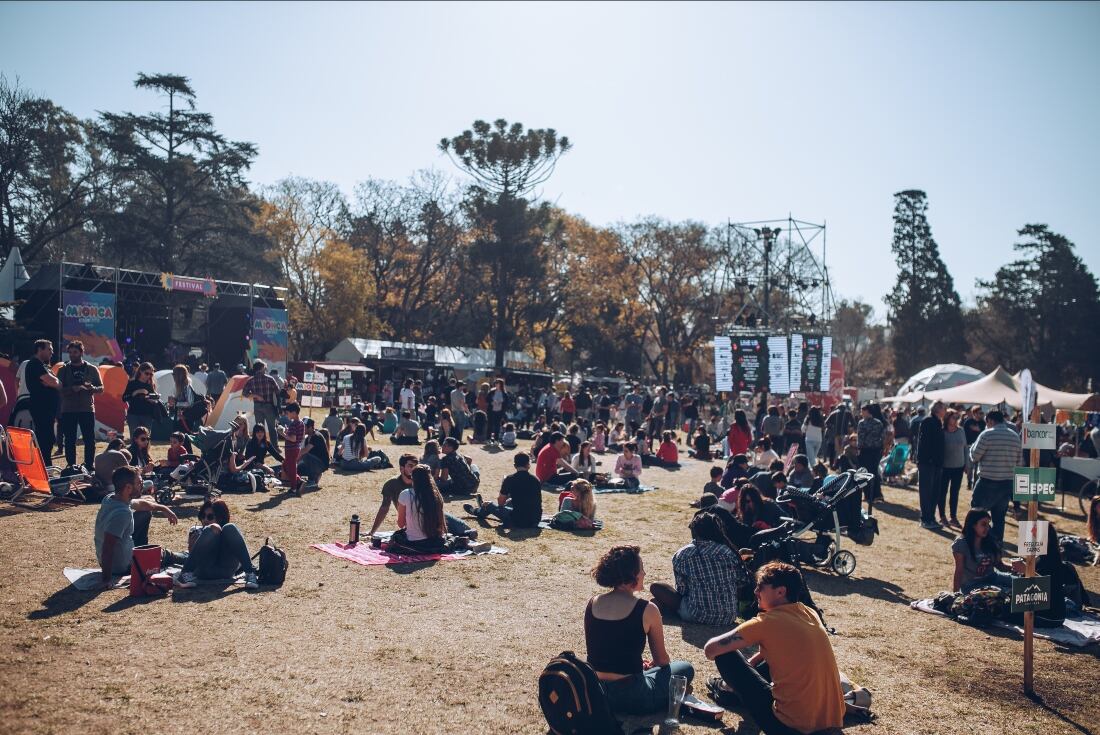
[3, 426, 89, 508]
[880, 443, 911, 486]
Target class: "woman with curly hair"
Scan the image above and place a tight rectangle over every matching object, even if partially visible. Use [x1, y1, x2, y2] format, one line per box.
[584, 545, 694, 715]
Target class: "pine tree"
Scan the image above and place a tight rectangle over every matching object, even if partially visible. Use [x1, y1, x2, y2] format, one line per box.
[973, 224, 1100, 390]
[885, 190, 968, 379]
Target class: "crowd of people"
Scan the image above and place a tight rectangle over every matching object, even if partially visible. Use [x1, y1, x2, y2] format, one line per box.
[7, 341, 1099, 734]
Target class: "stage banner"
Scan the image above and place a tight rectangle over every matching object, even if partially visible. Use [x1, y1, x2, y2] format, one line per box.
[713, 336, 733, 392]
[62, 290, 121, 364]
[249, 307, 289, 378]
[767, 335, 790, 394]
[793, 334, 832, 393]
[732, 335, 769, 392]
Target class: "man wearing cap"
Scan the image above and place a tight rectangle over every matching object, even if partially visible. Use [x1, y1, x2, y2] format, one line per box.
[242, 360, 280, 441]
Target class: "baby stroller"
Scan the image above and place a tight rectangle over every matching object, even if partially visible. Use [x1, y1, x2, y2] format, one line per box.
[154, 426, 232, 504]
[880, 443, 910, 486]
[749, 470, 877, 577]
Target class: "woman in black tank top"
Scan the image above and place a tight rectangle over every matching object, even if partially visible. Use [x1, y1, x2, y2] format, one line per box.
[584, 545, 695, 715]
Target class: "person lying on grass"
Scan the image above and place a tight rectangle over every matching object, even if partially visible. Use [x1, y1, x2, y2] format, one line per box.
[95, 466, 177, 589]
[704, 561, 845, 735]
[585, 545, 694, 715]
[369, 454, 476, 539]
[174, 499, 260, 590]
[464, 451, 543, 529]
[651, 510, 750, 626]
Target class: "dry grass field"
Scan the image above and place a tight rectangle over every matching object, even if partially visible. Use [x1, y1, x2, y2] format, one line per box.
[1, 437, 1097, 735]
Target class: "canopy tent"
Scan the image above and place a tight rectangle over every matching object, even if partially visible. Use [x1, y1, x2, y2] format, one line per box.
[896, 363, 984, 396]
[889, 365, 1099, 411]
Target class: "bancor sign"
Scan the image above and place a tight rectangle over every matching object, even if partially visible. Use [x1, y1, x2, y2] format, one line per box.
[1022, 423, 1056, 450]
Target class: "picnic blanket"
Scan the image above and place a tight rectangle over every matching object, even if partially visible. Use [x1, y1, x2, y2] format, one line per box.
[538, 515, 604, 531]
[63, 566, 244, 592]
[910, 598, 1100, 648]
[311, 537, 507, 566]
[542, 483, 654, 495]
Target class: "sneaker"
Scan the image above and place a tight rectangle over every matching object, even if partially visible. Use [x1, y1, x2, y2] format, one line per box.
[174, 571, 197, 589]
[244, 572, 259, 590]
[463, 503, 481, 517]
[465, 529, 478, 541]
[920, 521, 943, 530]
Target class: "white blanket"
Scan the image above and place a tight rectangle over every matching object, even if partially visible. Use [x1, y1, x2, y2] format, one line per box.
[911, 598, 1100, 648]
[63, 566, 244, 592]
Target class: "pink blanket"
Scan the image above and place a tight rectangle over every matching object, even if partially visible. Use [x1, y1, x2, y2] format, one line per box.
[311, 541, 505, 566]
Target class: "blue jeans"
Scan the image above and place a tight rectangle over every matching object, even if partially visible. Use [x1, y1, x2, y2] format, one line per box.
[341, 456, 382, 472]
[183, 523, 256, 579]
[971, 477, 1012, 547]
[961, 569, 1013, 594]
[444, 513, 473, 536]
[601, 661, 695, 715]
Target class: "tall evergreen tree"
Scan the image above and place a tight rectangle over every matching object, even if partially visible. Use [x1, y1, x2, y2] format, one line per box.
[884, 189, 967, 378]
[972, 224, 1099, 390]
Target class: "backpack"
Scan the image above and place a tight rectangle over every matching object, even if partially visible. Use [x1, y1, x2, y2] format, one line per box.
[1058, 534, 1096, 565]
[252, 537, 288, 586]
[950, 586, 1008, 626]
[538, 651, 623, 735]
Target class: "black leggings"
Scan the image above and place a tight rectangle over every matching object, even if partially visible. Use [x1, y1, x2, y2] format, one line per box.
[939, 466, 964, 519]
[714, 651, 801, 735]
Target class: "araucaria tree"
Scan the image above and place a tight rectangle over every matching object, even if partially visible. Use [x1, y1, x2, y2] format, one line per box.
[884, 189, 967, 378]
[439, 119, 570, 370]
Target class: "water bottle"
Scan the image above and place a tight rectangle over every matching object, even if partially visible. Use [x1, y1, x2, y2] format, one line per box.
[349, 514, 360, 545]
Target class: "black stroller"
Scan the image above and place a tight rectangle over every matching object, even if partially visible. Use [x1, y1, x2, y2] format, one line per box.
[749, 470, 878, 577]
[153, 426, 234, 504]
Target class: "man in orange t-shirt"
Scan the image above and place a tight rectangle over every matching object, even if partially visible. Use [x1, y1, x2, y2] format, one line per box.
[704, 561, 845, 734]
[535, 432, 577, 486]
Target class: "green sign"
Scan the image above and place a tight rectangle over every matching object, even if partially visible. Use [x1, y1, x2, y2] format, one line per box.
[1010, 575, 1051, 614]
[1012, 467, 1056, 502]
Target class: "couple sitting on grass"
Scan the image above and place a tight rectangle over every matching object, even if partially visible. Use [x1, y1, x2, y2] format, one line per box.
[585, 544, 845, 735]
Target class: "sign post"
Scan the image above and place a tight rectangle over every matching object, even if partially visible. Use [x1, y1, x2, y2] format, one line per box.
[1019, 369, 1038, 695]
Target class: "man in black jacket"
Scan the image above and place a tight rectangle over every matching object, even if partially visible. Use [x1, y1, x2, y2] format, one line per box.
[916, 401, 946, 529]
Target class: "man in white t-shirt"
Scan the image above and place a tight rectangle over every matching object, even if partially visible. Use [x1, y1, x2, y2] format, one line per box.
[399, 378, 417, 412]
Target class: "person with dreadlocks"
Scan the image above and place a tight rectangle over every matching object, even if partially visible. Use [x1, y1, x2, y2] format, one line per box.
[649, 509, 752, 626]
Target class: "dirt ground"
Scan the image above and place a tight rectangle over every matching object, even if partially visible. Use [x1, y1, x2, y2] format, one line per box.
[1, 436, 1098, 735]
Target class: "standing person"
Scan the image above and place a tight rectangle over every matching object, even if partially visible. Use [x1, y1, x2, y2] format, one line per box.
[939, 409, 967, 528]
[909, 406, 927, 456]
[726, 409, 753, 460]
[399, 378, 417, 413]
[703, 562, 845, 735]
[624, 385, 644, 434]
[58, 340, 103, 469]
[584, 545, 695, 716]
[25, 339, 62, 461]
[969, 410, 1022, 547]
[648, 387, 668, 441]
[489, 378, 507, 439]
[205, 363, 228, 406]
[802, 406, 824, 461]
[892, 407, 911, 446]
[760, 406, 785, 454]
[917, 401, 946, 530]
[559, 392, 576, 425]
[242, 360, 280, 441]
[574, 386, 593, 422]
[597, 386, 614, 426]
[961, 405, 985, 489]
[450, 381, 469, 437]
[856, 403, 885, 511]
[281, 402, 305, 494]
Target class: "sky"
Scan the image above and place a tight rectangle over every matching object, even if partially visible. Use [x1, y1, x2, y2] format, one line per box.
[2, 1, 1098, 318]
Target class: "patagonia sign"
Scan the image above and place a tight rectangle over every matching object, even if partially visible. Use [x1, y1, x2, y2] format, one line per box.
[1010, 575, 1051, 614]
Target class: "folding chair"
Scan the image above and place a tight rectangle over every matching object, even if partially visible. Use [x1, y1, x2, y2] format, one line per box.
[4, 426, 88, 508]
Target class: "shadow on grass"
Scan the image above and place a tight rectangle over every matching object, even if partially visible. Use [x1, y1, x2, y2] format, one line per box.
[808, 570, 913, 605]
[1026, 691, 1096, 735]
[387, 561, 438, 575]
[245, 483, 322, 512]
[28, 586, 104, 620]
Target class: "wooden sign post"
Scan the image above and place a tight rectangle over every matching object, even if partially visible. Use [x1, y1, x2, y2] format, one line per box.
[1023, 403, 1039, 695]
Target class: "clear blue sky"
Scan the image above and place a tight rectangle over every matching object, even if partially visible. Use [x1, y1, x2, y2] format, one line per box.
[3, 1, 1098, 317]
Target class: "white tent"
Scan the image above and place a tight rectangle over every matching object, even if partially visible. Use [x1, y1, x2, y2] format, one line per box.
[0, 247, 30, 320]
[889, 365, 1099, 411]
[896, 363, 983, 396]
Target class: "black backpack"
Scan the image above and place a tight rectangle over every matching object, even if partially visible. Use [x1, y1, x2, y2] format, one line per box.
[538, 651, 623, 735]
[252, 537, 288, 586]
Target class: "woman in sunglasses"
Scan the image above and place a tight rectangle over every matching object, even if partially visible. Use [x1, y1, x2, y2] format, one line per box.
[175, 499, 260, 590]
[123, 362, 163, 439]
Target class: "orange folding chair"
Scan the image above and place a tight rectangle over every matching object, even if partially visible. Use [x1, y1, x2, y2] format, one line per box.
[3, 426, 86, 507]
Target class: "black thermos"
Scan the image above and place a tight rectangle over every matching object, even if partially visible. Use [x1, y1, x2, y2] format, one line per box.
[349, 514, 361, 545]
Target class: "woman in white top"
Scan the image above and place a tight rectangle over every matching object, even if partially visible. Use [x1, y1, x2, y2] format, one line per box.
[395, 465, 447, 551]
[802, 406, 824, 461]
[341, 425, 382, 472]
[753, 436, 780, 469]
[571, 440, 597, 481]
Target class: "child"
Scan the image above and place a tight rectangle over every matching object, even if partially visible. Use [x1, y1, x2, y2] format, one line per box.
[282, 402, 305, 494]
[608, 422, 626, 452]
[703, 465, 723, 497]
[165, 432, 187, 468]
[500, 422, 517, 449]
[591, 423, 608, 453]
